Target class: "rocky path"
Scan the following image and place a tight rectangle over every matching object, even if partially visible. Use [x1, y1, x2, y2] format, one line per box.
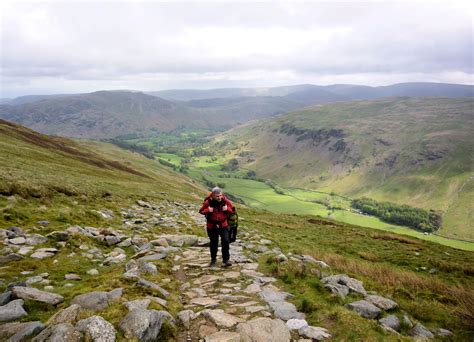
[172, 239, 330, 341]
[0, 199, 452, 341]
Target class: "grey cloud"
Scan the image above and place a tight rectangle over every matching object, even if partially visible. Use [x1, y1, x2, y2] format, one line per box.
[0, 1, 472, 97]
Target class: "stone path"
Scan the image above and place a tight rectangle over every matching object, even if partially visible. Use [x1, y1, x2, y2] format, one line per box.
[172, 233, 330, 341]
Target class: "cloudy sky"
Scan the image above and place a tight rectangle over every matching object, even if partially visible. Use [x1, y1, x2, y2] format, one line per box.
[1, 0, 472, 97]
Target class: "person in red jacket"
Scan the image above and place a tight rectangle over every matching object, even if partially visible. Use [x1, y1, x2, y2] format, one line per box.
[199, 187, 234, 267]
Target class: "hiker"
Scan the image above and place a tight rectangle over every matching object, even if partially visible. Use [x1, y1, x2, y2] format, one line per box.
[199, 187, 234, 267]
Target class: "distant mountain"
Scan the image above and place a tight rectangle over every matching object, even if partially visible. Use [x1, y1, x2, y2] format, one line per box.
[216, 97, 474, 241]
[0, 91, 200, 139]
[0, 91, 305, 139]
[149, 82, 473, 101]
[2, 82, 472, 140]
[3, 94, 74, 106]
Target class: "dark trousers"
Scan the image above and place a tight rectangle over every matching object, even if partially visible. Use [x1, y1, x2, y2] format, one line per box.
[207, 227, 230, 262]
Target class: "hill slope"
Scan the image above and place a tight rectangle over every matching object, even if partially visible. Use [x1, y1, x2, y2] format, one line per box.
[215, 97, 474, 240]
[0, 120, 473, 340]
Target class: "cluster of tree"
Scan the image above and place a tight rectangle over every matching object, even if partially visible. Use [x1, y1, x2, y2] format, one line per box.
[157, 158, 189, 174]
[221, 158, 239, 172]
[202, 177, 226, 190]
[107, 139, 154, 159]
[265, 179, 286, 195]
[351, 197, 442, 232]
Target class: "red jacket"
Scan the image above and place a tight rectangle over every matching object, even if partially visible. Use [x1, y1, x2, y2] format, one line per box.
[199, 194, 234, 229]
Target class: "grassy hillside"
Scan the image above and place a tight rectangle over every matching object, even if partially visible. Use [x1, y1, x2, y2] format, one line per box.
[213, 97, 474, 241]
[0, 120, 473, 340]
[0, 119, 204, 228]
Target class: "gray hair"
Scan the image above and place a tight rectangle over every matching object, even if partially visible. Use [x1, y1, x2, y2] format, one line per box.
[211, 187, 222, 195]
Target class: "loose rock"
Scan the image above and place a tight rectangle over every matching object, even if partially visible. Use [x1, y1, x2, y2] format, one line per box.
[11, 286, 64, 305]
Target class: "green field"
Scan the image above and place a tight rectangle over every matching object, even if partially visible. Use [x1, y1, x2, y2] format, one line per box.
[152, 153, 474, 251]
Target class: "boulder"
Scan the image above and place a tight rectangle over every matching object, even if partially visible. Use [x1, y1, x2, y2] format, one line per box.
[32, 323, 82, 342]
[0, 291, 12, 306]
[9, 237, 26, 245]
[119, 309, 166, 341]
[0, 253, 23, 265]
[236, 317, 291, 342]
[47, 231, 70, 241]
[47, 304, 81, 325]
[365, 295, 398, 310]
[267, 301, 305, 321]
[136, 279, 170, 297]
[298, 325, 331, 340]
[64, 273, 81, 280]
[12, 286, 64, 305]
[286, 318, 308, 330]
[155, 234, 198, 247]
[177, 309, 197, 329]
[408, 323, 434, 339]
[30, 248, 58, 260]
[301, 255, 330, 268]
[434, 328, 453, 337]
[0, 299, 27, 322]
[324, 283, 349, 298]
[345, 300, 381, 319]
[124, 299, 151, 311]
[71, 291, 109, 311]
[76, 315, 116, 341]
[25, 234, 48, 246]
[379, 315, 400, 331]
[105, 236, 121, 246]
[8, 321, 44, 342]
[322, 274, 366, 295]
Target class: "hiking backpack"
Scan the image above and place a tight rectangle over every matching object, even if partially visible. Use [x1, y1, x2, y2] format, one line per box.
[228, 207, 238, 243]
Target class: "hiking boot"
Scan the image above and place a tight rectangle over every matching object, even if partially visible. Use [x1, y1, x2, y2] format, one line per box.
[209, 260, 217, 268]
[222, 260, 232, 267]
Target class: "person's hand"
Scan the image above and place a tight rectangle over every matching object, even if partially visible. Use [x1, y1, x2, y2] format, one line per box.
[208, 207, 214, 212]
[222, 205, 228, 211]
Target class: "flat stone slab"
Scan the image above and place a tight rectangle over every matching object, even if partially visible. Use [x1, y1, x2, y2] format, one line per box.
[236, 317, 291, 342]
[190, 297, 220, 307]
[194, 275, 222, 285]
[223, 271, 240, 279]
[345, 300, 381, 319]
[202, 309, 244, 328]
[12, 286, 64, 305]
[260, 288, 292, 303]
